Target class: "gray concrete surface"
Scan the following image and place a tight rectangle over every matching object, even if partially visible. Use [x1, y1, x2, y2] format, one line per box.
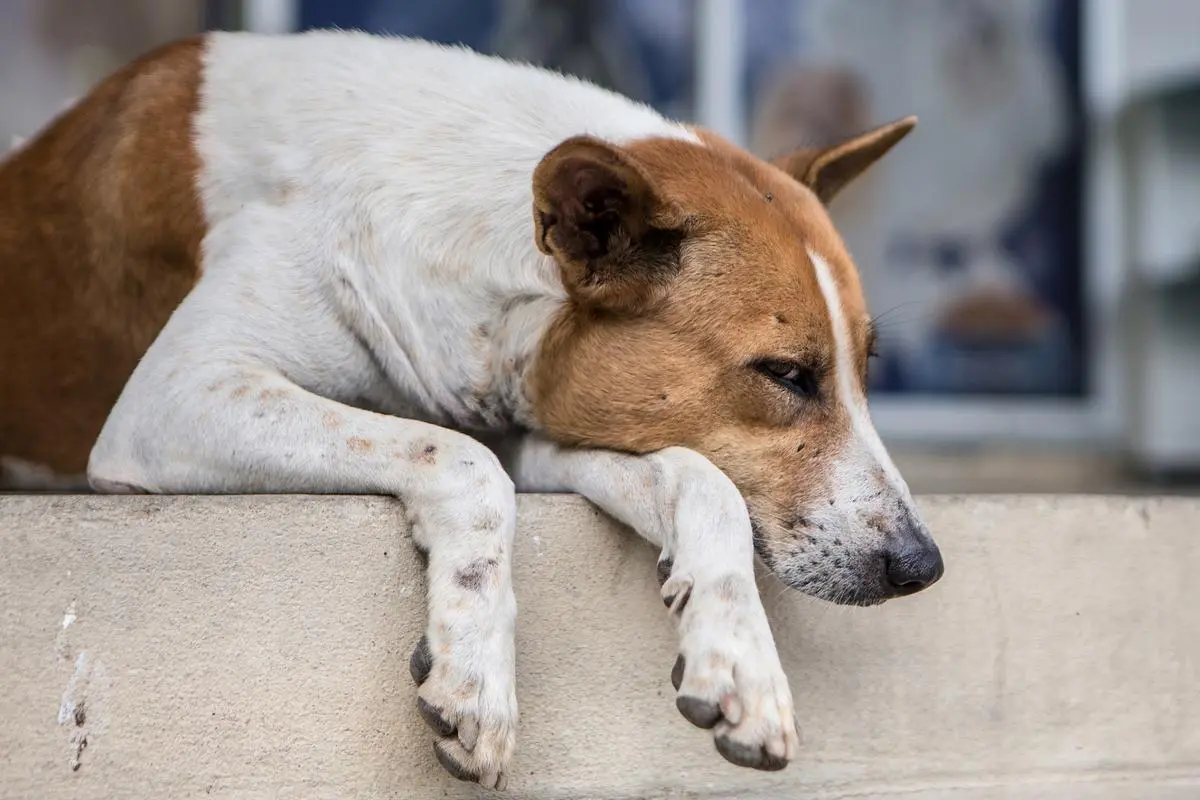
[1, 494, 1198, 799]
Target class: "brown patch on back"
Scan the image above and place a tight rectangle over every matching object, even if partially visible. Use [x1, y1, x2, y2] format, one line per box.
[0, 37, 208, 474]
[346, 437, 374, 453]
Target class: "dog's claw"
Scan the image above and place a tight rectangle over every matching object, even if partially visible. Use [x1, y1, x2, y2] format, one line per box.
[657, 557, 673, 586]
[417, 696, 455, 737]
[409, 634, 433, 685]
[671, 654, 685, 690]
[676, 695, 722, 729]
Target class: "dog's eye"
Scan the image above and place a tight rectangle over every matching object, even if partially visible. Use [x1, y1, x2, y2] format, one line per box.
[755, 360, 820, 398]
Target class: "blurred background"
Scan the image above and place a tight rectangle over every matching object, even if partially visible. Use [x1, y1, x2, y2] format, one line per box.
[2, 0, 1198, 494]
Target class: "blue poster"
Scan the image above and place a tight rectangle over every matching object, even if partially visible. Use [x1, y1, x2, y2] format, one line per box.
[299, 0, 1086, 398]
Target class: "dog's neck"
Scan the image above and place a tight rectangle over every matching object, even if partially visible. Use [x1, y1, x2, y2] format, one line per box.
[325, 208, 565, 434]
[193, 31, 700, 434]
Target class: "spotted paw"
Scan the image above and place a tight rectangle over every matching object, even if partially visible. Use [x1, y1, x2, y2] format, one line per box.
[409, 631, 517, 789]
[663, 571, 799, 771]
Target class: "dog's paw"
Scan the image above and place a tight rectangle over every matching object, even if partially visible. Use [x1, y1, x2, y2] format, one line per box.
[663, 571, 799, 771]
[409, 631, 517, 789]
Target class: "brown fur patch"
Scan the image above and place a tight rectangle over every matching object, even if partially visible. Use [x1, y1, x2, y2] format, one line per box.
[0, 37, 208, 474]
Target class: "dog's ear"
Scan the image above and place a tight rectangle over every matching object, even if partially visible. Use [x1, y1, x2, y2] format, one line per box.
[533, 136, 685, 314]
[772, 116, 916, 205]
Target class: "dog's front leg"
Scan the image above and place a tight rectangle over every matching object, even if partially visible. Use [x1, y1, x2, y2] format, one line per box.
[511, 436, 799, 771]
[90, 365, 517, 789]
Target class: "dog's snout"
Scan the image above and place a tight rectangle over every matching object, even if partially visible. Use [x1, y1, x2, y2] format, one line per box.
[883, 527, 944, 596]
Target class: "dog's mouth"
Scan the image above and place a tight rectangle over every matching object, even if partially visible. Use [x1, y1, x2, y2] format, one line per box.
[750, 517, 893, 608]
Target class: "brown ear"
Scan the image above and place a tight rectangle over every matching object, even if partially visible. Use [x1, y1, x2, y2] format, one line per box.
[773, 116, 917, 204]
[532, 136, 684, 313]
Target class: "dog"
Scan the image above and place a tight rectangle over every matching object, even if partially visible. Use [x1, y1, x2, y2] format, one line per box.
[0, 30, 943, 788]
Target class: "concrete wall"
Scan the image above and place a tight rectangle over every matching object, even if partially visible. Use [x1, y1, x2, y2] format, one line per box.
[2, 494, 1198, 799]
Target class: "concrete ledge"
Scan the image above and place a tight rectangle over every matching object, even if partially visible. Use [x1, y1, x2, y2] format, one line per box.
[2, 495, 1199, 799]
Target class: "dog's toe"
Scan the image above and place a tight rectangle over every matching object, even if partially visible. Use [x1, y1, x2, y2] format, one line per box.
[434, 738, 479, 782]
[715, 729, 789, 771]
[433, 727, 514, 789]
[668, 572, 799, 770]
[456, 715, 479, 751]
[417, 696, 455, 737]
[416, 644, 517, 789]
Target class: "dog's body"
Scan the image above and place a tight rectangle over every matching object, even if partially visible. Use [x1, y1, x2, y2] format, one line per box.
[1, 31, 942, 787]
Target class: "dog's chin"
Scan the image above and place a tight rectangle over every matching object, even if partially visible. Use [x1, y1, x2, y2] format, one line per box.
[775, 568, 891, 608]
[751, 524, 890, 607]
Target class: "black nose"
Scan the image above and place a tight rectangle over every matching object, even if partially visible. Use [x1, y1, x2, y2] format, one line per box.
[884, 535, 944, 595]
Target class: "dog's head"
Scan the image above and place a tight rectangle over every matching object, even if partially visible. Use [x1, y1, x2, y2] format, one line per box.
[529, 118, 942, 606]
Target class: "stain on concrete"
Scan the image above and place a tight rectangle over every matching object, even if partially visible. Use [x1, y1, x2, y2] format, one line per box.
[57, 650, 109, 772]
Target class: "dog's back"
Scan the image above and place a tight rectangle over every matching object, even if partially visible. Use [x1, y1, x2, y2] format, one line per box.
[0, 31, 695, 480]
[0, 38, 205, 477]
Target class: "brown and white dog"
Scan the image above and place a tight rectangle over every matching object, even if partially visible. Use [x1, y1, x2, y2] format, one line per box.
[0, 31, 943, 788]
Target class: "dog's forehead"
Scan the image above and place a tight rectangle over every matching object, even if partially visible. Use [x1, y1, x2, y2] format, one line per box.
[630, 135, 860, 268]
[630, 135, 870, 343]
[630, 133, 827, 221]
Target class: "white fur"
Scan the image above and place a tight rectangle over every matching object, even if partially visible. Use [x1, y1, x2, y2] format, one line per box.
[512, 438, 800, 761]
[190, 30, 698, 431]
[87, 30, 793, 785]
[808, 248, 912, 502]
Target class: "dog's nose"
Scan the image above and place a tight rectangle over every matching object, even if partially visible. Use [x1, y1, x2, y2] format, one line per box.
[883, 533, 944, 595]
